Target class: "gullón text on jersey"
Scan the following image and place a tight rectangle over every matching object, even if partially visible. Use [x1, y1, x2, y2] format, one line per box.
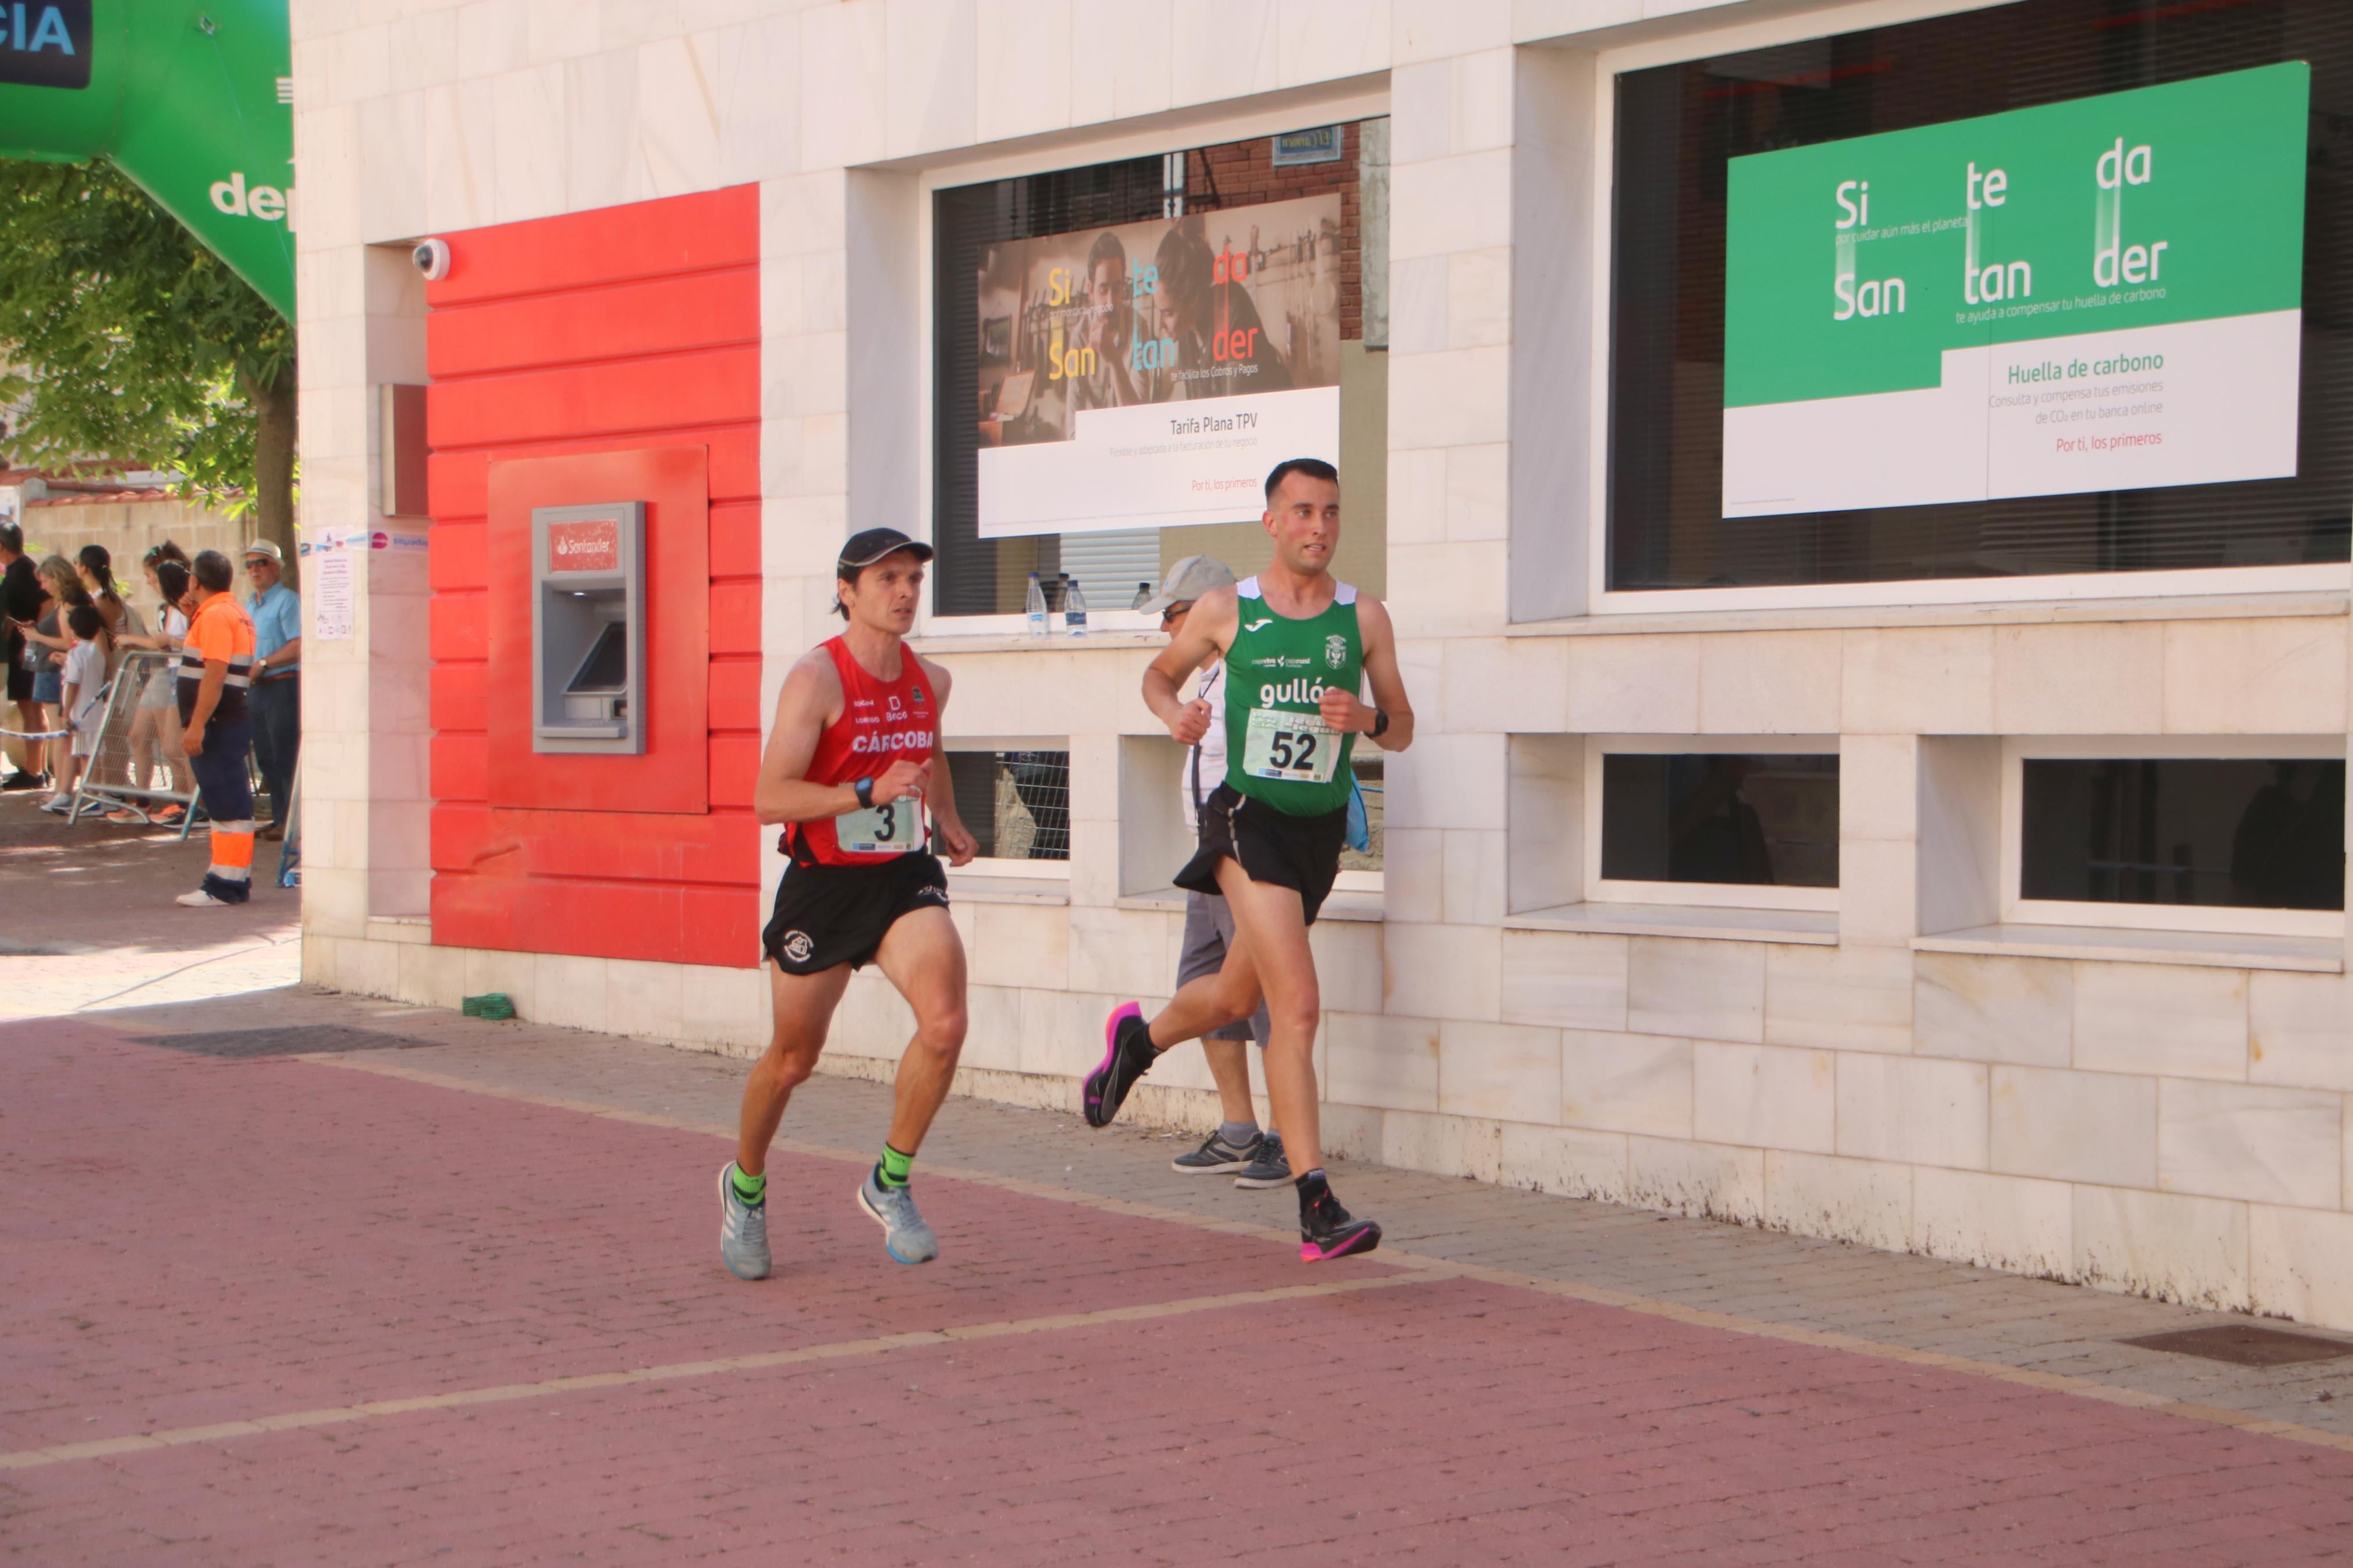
[1257, 678, 1333, 706]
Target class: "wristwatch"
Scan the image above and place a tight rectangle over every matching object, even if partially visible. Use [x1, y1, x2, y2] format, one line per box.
[854, 776, 876, 810]
[1369, 708, 1390, 739]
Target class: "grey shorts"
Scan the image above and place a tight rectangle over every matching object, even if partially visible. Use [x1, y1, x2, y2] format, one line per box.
[1178, 890, 1271, 1046]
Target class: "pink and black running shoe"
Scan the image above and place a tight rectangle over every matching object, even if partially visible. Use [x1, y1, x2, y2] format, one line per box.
[1083, 1002, 1158, 1128]
[1297, 1176, 1382, 1263]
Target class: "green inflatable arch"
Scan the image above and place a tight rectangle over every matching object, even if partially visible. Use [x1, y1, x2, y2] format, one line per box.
[0, 1, 293, 319]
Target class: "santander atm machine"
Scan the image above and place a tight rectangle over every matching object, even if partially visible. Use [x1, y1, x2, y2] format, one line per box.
[531, 502, 646, 754]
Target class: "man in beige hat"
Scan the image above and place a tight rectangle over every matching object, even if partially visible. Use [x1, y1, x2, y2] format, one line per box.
[242, 539, 300, 840]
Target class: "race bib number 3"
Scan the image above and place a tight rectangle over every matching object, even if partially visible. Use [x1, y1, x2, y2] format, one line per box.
[835, 792, 922, 855]
[1241, 709, 1339, 785]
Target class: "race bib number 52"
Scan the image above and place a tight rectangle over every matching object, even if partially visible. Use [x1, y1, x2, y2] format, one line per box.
[1241, 709, 1339, 785]
[835, 792, 922, 855]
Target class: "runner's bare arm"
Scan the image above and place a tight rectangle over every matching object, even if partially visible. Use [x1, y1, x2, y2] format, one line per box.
[1318, 594, 1414, 752]
[918, 657, 978, 866]
[1142, 585, 1237, 745]
[752, 650, 927, 825]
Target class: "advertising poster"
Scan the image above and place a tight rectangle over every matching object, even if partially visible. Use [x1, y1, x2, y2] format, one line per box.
[1722, 63, 2309, 519]
[975, 193, 1343, 539]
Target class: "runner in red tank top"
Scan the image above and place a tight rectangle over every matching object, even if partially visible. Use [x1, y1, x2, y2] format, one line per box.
[789, 635, 940, 865]
[719, 528, 978, 1278]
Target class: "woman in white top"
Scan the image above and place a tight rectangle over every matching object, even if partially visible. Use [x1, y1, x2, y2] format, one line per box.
[107, 551, 193, 824]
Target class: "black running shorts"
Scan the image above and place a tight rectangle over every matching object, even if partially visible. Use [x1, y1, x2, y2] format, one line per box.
[762, 851, 950, 975]
[1175, 782, 1347, 926]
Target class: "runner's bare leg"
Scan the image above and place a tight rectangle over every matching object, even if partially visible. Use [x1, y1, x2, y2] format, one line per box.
[1147, 934, 1264, 1053]
[869, 904, 968, 1155]
[737, 961, 853, 1177]
[1206, 860, 1324, 1177]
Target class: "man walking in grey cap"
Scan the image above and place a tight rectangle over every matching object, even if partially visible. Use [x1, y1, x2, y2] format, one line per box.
[1138, 555, 1287, 1189]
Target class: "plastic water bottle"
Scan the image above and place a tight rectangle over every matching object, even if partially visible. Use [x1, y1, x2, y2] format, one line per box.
[1063, 574, 1088, 636]
[1025, 571, 1048, 635]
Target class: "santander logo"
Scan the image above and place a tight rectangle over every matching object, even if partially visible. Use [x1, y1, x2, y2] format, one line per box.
[548, 520, 620, 573]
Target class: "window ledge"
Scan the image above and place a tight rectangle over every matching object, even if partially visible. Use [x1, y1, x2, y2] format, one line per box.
[1113, 888, 1387, 923]
[1317, 890, 1386, 923]
[1507, 589, 2347, 639]
[365, 916, 432, 946]
[1914, 923, 2344, 974]
[947, 873, 1071, 907]
[1505, 902, 1837, 945]
[910, 630, 1163, 655]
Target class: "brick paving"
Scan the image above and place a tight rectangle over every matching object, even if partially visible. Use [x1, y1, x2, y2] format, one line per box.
[8, 975, 2353, 1561]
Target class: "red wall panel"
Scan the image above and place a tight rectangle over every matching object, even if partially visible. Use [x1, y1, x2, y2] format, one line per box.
[422, 187, 759, 306]
[425, 346, 760, 449]
[425, 184, 761, 969]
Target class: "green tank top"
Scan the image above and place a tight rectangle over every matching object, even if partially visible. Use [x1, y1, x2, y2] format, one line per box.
[1222, 576, 1363, 817]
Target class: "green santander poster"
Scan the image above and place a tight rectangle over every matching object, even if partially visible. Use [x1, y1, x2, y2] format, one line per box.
[1722, 63, 2309, 520]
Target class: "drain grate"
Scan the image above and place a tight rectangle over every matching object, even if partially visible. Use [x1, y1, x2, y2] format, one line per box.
[2121, 1325, 2353, 1367]
[131, 1025, 446, 1060]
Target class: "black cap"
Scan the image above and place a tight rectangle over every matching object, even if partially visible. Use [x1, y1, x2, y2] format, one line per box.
[837, 527, 935, 575]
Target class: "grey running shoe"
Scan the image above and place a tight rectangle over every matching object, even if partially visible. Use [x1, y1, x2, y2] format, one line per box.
[1172, 1129, 1261, 1175]
[1234, 1129, 1293, 1190]
[718, 1161, 770, 1281]
[858, 1167, 939, 1264]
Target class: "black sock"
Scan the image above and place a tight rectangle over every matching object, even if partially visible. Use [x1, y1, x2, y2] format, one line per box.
[1296, 1167, 1329, 1211]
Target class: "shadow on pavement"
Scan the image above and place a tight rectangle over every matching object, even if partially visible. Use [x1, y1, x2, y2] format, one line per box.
[0, 788, 297, 955]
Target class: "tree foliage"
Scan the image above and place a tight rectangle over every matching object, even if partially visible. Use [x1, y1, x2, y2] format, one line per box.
[0, 156, 294, 539]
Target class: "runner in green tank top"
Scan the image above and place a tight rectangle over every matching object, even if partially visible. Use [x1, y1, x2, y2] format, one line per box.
[1223, 577, 1364, 819]
[1081, 458, 1419, 1264]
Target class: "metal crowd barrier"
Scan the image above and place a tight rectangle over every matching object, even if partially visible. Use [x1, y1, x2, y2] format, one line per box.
[62, 650, 199, 840]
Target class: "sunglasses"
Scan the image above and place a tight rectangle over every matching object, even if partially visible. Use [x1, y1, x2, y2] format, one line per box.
[1160, 602, 1194, 625]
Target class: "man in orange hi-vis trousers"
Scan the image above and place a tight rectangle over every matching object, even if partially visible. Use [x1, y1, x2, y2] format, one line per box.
[175, 550, 260, 907]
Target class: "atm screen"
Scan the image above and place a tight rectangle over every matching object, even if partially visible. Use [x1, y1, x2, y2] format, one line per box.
[567, 621, 629, 694]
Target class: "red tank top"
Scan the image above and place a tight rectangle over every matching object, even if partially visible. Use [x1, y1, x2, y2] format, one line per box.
[788, 636, 939, 866]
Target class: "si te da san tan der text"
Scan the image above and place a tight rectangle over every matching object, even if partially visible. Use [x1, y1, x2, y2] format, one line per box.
[1830, 137, 2168, 321]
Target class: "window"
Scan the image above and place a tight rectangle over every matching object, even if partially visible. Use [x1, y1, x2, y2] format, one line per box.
[2021, 758, 2344, 911]
[931, 127, 1386, 623]
[1608, 0, 2353, 593]
[1578, 737, 1840, 913]
[1599, 751, 1839, 891]
[947, 748, 1070, 863]
[2003, 738, 2344, 936]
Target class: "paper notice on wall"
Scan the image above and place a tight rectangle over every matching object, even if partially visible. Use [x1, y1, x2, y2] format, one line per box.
[313, 550, 354, 641]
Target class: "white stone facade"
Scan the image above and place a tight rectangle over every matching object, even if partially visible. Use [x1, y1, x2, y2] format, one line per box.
[290, 0, 2353, 1328]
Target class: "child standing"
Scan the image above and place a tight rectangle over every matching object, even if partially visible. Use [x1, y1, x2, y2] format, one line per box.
[45, 605, 111, 816]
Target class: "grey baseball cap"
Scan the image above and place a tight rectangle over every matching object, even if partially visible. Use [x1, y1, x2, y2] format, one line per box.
[1136, 554, 1236, 616]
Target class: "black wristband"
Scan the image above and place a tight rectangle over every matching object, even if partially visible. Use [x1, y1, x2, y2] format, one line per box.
[1369, 708, 1390, 739]
[854, 776, 875, 810]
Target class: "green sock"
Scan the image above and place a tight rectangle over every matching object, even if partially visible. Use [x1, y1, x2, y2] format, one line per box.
[876, 1143, 914, 1189]
[730, 1166, 766, 1206]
